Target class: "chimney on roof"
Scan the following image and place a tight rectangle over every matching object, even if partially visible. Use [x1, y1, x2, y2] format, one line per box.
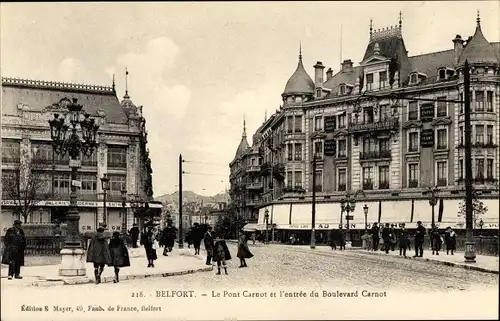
[326, 68, 333, 81]
[452, 34, 465, 65]
[341, 59, 353, 72]
[313, 61, 325, 88]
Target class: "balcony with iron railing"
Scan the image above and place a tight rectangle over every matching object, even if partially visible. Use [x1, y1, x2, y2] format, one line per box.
[338, 184, 347, 191]
[363, 179, 374, 190]
[247, 181, 263, 190]
[348, 117, 399, 134]
[408, 180, 419, 188]
[247, 165, 261, 173]
[108, 161, 127, 169]
[359, 150, 391, 161]
[379, 181, 390, 190]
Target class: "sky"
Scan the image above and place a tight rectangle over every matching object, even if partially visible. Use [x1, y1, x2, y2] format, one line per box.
[1, 1, 499, 197]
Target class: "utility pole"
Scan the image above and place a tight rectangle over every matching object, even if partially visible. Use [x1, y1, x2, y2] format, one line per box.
[178, 154, 184, 249]
[463, 60, 476, 263]
[310, 153, 317, 249]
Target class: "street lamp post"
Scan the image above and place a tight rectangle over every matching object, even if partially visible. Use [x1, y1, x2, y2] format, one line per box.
[100, 174, 110, 227]
[310, 152, 318, 249]
[49, 98, 99, 277]
[121, 189, 127, 237]
[264, 209, 269, 245]
[428, 186, 439, 228]
[340, 195, 357, 245]
[478, 219, 484, 254]
[363, 204, 369, 233]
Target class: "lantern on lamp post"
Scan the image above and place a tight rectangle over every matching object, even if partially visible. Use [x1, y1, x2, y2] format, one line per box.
[264, 208, 269, 245]
[100, 174, 110, 227]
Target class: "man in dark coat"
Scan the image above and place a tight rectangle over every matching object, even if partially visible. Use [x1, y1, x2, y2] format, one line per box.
[129, 223, 140, 248]
[430, 225, 442, 255]
[236, 231, 253, 267]
[381, 223, 391, 254]
[389, 224, 397, 251]
[413, 221, 426, 257]
[186, 227, 194, 249]
[204, 226, 214, 265]
[444, 226, 456, 255]
[86, 224, 112, 284]
[398, 223, 409, 257]
[213, 234, 231, 275]
[160, 222, 177, 256]
[370, 223, 380, 251]
[192, 223, 203, 255]
[109, 231, 130, 283]
[2, 220, 26, 280]
[141, 222, 158, 267]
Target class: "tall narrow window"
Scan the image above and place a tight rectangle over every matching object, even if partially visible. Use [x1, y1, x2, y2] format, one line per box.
[408, 101, 418, 120]
[294, 171, 302, 188]
[378, 166, 389, 189]
[459, 159, 464, 179]
[408, 163, 418, 187]
[379, 138, 390, 153]
[287, 117, 294, 133]
[437, 97, 447, 117]
[379, 71, 387, 89]
[363, 107, 374, 123]
[314, 115, 323, 131]
[294, 116, 302, 133]
[338, 139, 347, 157]
[439, 69, 446, 80]
[287, 144, 293, 161]
[314, 170, 323, 192]
[486, 125, 493, 144]
[475, 91, 484, 111]
[459, 126, 464, 145]
[459, 93, 464, 113]
[436, 129, 447, 149]
[408, 132, 419, 152]
[294, 143, 302, 161]
[476, 158, 485, 179]
[338, 169, 347, 191]
[362, 167, 373, 190]
[436, 161, 447, 186]
[338, 113, 346, 128]
[314, 141, 323, 157]
[486, 91, 494, 112]
[366, 73, 374, 90]
[475, 125, 484, 144]
[286, 171, 293, 188]
[379, 105, 390, 120]
[487, 159, 494, 179]
[2, 140, 20, 163]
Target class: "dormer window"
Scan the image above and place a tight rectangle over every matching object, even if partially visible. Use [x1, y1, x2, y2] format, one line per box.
[366, 73, 374, 91]
[410, 73, 418, 84]
[339, 85, 345, 95]
[316, 89, 322, 98]
[379, 71, 387, 90]
[438, 69, 446, 80]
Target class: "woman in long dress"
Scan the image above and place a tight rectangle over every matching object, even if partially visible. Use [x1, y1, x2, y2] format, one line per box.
[236, 231, 253, 268]
[109, 231, 130, 283]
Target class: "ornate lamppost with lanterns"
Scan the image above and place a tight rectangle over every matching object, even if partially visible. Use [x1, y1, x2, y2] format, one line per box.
[121, 189, 127, 237]
[428, 186, 439, 228]
[100, 173, 110, 227]
[363, 204, 369, 232]
[339, 190, 366, 247]
[48, 98, 99, 276]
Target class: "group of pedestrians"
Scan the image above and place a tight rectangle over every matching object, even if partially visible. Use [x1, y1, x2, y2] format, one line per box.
[368, 221, 457, 258]
[202, 226, 254, 275]
[185, 222, 204, 255]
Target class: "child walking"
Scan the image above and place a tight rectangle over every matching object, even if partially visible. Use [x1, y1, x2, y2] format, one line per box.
[213, 234, 231, 275]
[109, 231, 130, 283]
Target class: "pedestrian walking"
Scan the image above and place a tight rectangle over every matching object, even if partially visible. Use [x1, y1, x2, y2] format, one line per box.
[413, 221, 426, 257]
[160, 221, 176, 256]
[213, 234, 231, 275]
[329, 229, 337, 250]
[129, 223, 140, 248]
[382, 223, 391, 254]
[141, 222, 158, 268]
[237, 231, 253, 268]
[444, 227, 456, 255]
[192, 223, 203, 255]
[86, 224, 112, 284]
[338, 229, 346, 251]
[204, 226, 214, 265]
[186, 226, 194, 249]
[389, 224, 397, 251]
[398, 223, 409, 257]
[108, 231, 130, 283]
[252, 232, 256, 245]
[370, 223, 380, 251]
[2, 220, 26, 280]
[430, 225, 442, 255]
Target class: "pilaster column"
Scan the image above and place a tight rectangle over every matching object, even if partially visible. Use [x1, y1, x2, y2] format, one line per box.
[20, 135, 31, 190]
[127, 137, 138, 195]
[97, 139, 107, 224]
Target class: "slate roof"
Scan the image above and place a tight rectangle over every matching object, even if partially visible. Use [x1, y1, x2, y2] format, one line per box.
[458, 21, 499, 66]
[282, 55, 315, 96]
[1, 77, 128, 124]
[323, 67, 362, 97]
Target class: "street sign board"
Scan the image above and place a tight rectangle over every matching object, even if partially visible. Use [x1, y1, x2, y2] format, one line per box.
[345, 215, 354, 220]
[69, 159, 81, 168]
[72, 180, 82, 187]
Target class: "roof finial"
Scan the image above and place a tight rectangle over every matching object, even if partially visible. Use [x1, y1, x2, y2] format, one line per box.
[370, 18, 373, 37]
[299, 41, 302, 61]
[112, 74, 116, 92]
[399, 11, 403, 29]
[476, 9, 480, 26]
[124, 67, 130, 99]
[243, 114, 246, 137]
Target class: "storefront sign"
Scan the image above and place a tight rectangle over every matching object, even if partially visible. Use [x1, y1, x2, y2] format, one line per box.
[1, 200, 162, 208]
[324, 116, 336, 133]
[324, 140, 336, 156]
[287, 224, 331, 230]
[420, 129, 434, 147]
[420, 103, 435, 121]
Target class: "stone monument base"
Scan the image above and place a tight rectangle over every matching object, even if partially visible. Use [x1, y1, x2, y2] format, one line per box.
[58, 248, 87, 277]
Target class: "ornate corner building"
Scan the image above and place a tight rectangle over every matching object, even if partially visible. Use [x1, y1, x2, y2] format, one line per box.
[1, 77, 159, 235]
[229, 14, 499, 237]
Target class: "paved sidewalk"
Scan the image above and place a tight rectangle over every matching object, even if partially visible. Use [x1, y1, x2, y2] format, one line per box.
[358, 248, 499, 274]
[1, 248, 212, 286]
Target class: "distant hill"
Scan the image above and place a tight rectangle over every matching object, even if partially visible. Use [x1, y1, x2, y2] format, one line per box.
[155, 190, 229, 207]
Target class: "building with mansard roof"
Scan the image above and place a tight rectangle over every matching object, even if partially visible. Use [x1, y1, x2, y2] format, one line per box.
[1, 76, 160, 235]
[230, 13, 499, 240]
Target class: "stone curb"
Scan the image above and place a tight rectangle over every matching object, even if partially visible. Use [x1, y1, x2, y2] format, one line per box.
[359, 250, 499, 275]
[31, 265, 213, 287]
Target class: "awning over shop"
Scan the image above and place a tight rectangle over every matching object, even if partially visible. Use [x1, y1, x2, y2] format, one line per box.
[257, 205, 272, 225]
[243, 223, 258, 232]
[270, 204, 291, 226]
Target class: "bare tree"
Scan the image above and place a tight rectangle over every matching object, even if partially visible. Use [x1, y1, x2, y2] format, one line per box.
[2, 149, 51, 223]
[457, 194, 488, 229]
